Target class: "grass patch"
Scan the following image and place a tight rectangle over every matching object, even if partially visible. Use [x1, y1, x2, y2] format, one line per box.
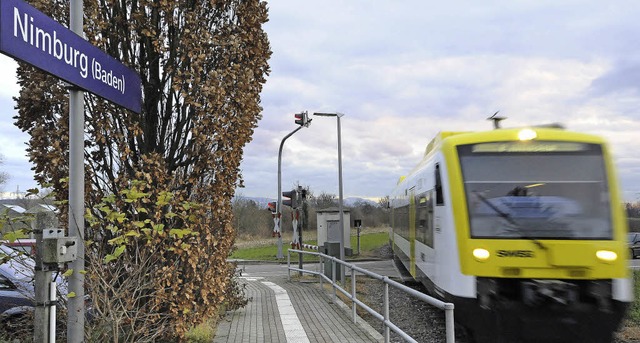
[231, 244, 289, 261]
[617, 270, 640, 341]
[627, 270, 640, 324]
[231, 231, 389, 261]
[186, 317, 217, 343]
[352, 231, 389, 257]
[231, 237, 322, 262]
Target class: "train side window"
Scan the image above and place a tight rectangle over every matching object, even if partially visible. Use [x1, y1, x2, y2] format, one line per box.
[435, 164, 444, 206]
[392, 201, 410, 240]
[415, 191, 434, 247]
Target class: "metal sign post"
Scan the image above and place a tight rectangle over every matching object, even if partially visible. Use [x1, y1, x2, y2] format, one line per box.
[297, 207, 303, 276]
[297, 186, 306, 275]
[354, 219, 362, 255]
[67, 1, 85, 341]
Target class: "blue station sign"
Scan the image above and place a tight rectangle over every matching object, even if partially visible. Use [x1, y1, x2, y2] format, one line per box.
[0, 0, 141, 113]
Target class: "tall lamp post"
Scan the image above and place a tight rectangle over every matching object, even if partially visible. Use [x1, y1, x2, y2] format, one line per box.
[276, 126, 303, 258]
[276, 112, 311, 258]
[313, 112, 345, 285]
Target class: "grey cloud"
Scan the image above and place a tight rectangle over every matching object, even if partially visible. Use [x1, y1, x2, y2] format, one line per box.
[588, 60, 640, 97]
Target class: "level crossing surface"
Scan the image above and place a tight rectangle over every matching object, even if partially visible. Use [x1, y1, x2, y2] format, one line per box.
[213, 262, 390, 343]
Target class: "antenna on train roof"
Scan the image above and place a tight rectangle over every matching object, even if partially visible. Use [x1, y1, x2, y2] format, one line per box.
[488, 111, 506, 129]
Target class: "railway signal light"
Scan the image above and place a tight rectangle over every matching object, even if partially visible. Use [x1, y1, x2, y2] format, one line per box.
[267, 202, 276, 213]
[294, 111, 311, 127]
[282, 189, 299, 208]
[298, 187, 307, 201]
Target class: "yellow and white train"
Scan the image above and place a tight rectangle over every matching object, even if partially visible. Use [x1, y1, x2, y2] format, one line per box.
[390, 124, 631, 342]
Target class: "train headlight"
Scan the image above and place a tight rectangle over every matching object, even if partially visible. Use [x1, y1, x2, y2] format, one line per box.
[518, 129, 537, 141]
[473, 248, 490, 261]
[596, 250, 617, 263]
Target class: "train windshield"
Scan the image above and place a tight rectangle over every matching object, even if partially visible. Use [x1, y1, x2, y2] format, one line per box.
[458, 141, 612, 240]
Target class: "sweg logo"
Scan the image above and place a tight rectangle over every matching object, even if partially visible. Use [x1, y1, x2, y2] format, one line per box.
[496, 250, 534, 258]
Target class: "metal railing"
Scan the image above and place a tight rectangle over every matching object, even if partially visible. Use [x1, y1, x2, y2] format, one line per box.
[287, 249, 455, 343]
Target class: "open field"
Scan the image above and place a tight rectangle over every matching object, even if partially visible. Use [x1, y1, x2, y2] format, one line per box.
[231, 227, 390, 261]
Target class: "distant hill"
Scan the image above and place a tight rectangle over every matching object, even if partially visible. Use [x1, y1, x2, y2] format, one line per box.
[344, 197, 378, 207]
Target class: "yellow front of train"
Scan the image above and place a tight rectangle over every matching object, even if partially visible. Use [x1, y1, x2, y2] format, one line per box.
[441, 127, 632, 342]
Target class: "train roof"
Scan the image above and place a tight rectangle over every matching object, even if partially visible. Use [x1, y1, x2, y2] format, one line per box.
[424, 131, 470, 157]
[425, 125, 607, 157]
[395, 125, 610, 187]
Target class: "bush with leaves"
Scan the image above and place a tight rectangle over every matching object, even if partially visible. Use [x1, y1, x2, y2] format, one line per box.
[85, 176, 243, 341]
[14, 0, 270, 341]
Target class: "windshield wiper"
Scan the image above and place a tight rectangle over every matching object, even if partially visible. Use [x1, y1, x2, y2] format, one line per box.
[473, 191, 547, 251]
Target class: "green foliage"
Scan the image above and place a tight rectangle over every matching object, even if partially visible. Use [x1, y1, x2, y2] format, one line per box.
[84, 178, 242, 341]
[0, 229, 29, 242]
[185, 318, 217, 343]
[0, 210, 33, 240]
[85, 180, 203, 266]
[0, 189, 57, 242]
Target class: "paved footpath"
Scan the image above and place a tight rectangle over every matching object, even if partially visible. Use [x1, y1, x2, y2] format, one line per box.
[213, 274, 383, 343]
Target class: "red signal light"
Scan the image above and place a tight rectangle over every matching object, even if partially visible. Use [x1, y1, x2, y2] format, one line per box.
[294, 111, 310, 127]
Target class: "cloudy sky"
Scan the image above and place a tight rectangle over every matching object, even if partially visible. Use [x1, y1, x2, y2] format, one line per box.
[1, 1, 640, 202]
